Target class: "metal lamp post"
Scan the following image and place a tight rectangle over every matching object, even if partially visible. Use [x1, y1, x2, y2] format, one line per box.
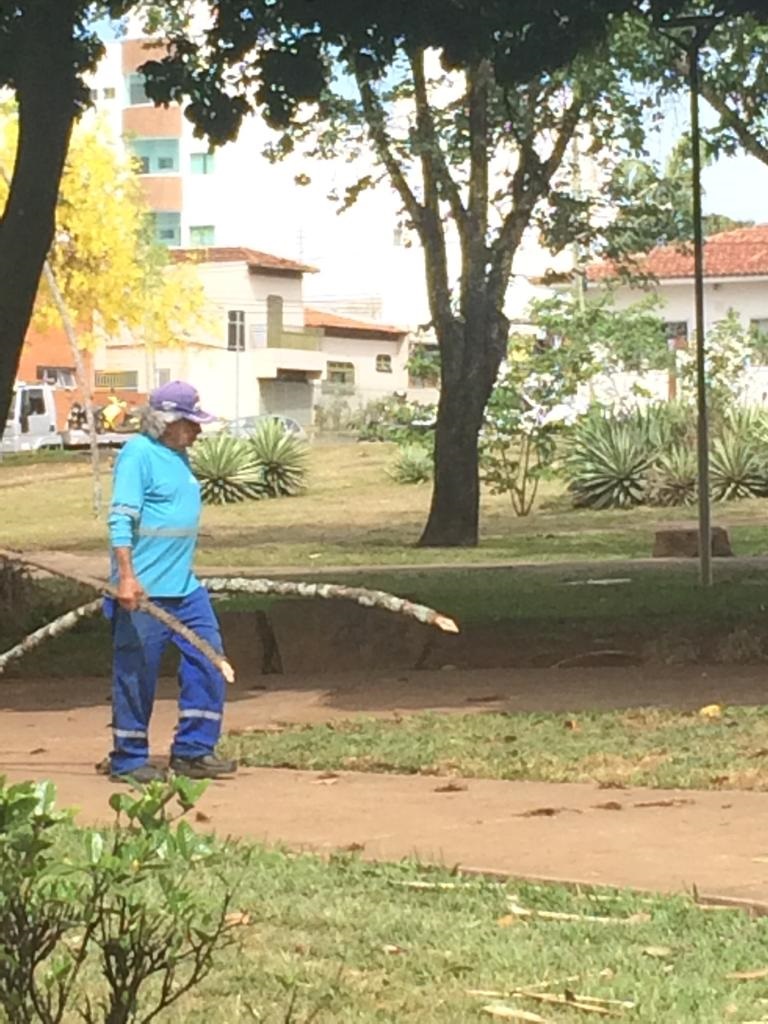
[658, 12, 721, 587]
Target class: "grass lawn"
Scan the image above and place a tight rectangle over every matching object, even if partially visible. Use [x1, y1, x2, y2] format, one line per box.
[223, 706, 768, 792]
[2, 442, 768, 567]
[58, 838, 768, 1022]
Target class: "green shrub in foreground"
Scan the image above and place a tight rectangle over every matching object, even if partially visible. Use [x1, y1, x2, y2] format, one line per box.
[0, 776, 240, 1024]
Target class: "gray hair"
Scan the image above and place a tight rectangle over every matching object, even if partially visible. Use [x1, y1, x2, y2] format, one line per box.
[138, 405, 183, 440]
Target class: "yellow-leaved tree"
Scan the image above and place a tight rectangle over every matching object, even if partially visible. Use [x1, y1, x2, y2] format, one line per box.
[0, 106, 208, 512]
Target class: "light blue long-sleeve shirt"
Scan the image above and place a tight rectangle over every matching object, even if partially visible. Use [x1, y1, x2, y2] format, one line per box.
[108, 434, 202, 597]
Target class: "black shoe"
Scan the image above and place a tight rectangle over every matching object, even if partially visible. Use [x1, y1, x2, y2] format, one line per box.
[169, 754, 238, 779]
[110, 763, 168, 785]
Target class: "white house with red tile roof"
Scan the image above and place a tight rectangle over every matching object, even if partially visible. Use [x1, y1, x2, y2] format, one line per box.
[588, 226, 768, 344]
[93, 247, 412, 428]
[584, 226, 768, 405]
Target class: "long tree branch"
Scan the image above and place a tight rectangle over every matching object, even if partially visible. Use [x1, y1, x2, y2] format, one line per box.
[355, 66, 453, 334]
[409, 49, 468, 241]
[700, 80, 768, 166]
[461, 59, 492, 319]
[355, 70, 424, 230]
[488, 87, 584, 304]
[540, 88, 584, 185]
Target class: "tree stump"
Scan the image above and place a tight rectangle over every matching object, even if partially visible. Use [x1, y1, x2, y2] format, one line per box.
[652, 526, 733, 559]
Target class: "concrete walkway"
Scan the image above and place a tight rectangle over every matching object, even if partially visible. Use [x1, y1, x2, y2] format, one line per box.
[3, 668, 768, 908]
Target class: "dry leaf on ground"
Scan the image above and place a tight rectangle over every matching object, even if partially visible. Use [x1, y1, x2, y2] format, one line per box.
[517, 806, 568, 818]
[434, 781, 468, 793]
[643, 946, 674, 958]
[224, 911, 251, 927]
[497, 914, 520, 928]
[699, 704, 723, 719]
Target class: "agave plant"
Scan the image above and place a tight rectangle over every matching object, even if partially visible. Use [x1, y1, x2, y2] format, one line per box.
[389, 443, 433, 484]
[709, 429, 768, 501]
[565, 415, 654, 509]
[647, 444, 697, 507]
[189, 434, 266, 505]
[247, 418, 308, 497]
[624, 401, 695, 453]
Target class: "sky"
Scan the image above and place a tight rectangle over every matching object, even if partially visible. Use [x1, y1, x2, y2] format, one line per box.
[96, 12, 768, 225]
[647, 93, 768, 224]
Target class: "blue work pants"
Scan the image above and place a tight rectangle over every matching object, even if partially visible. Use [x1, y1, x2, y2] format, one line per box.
[109, 586, 226, 774]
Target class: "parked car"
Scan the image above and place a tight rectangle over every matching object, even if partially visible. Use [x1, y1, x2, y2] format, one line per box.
[203, 414, 308, 440]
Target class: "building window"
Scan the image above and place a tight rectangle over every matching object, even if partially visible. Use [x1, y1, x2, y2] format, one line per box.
[227, 310, 245, 352]
[327, 361, 355, 385]
[94, 370, 139, 391]
[103, 86, 116, 100]
[155, 368, 171, 387]
[150, 212, 181, 247]
[749, 319, 768, 361]
[129, 138, 179, 175]
[36, 366, 76, 387]
[127, 72, 150, 105]
[23, 388, 46, 416]
[664, 321, 689, 349]
[267, 294, 284, 346]
[190, 225, 215, 246]
[376, 354, 393, 373]
[191, 152, 215, 175]
[90, 88, 99, 102]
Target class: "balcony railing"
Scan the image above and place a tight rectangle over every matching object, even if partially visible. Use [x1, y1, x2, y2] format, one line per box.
[268, 329, 323, 351]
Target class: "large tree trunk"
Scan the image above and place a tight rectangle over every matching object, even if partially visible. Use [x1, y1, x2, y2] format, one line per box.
[418, 313, 506, 547]
[0, 2, 79, 427]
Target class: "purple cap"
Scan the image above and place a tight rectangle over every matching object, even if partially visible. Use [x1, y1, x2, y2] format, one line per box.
[148, 381, 216, 423]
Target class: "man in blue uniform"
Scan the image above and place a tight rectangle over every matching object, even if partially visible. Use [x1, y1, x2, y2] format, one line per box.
[107, 380, 237, 783]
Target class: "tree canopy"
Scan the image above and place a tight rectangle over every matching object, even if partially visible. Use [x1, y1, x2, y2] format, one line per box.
[138, 0, 768, 544]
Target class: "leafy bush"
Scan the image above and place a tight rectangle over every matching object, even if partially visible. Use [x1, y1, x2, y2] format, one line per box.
[389, 444, 433, 484]
[0, 776, 241, 1024]
[247, 417, 309, 497]
[357, 395, 435, 445]
[710, 429, 768, 501]
[190, 434, 265, 505]
[565, 415, 654, 509]
[647, 444, 698, 507]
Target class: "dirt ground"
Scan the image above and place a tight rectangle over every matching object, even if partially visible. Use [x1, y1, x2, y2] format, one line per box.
[5, 660, 768, 906]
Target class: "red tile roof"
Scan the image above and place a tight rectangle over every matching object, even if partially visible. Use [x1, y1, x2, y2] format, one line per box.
[304, 307, 407, 339]
[171, 246, 317, 275]
[588, 225, 768, 282]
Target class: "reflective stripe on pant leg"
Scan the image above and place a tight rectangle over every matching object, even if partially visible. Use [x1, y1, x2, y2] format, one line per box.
[110, 605, 168, 774]
[165, 587, 226, 760]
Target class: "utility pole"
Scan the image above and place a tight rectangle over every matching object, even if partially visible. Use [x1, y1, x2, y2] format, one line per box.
[658, 11, 722, 587]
